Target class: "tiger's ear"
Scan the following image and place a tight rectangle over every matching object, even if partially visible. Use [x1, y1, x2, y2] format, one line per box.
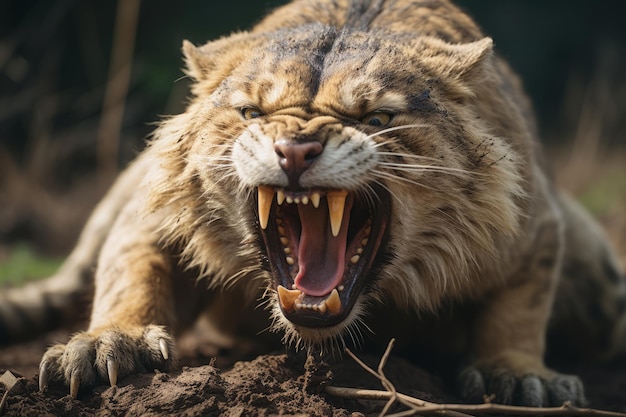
[418, 36, 494, 79]
[182, 32, 261, 95]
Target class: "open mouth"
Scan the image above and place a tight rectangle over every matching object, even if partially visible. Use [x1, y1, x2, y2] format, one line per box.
[256, 185, 390, 328]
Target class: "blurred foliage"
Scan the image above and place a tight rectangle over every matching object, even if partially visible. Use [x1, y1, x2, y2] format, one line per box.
[578, 171, 626, 216]
[0, 244, 62, 284]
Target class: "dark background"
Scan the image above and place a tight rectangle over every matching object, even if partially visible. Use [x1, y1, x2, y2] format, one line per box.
[1, 0, 625, 254]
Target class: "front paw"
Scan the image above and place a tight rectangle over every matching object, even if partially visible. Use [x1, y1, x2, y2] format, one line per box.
[457, 363, 585, 406]
[39, 325, 176, 397]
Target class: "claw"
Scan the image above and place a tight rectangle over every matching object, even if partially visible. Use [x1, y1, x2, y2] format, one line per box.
[107, 359, 119, 387]
[159, 339, 169, 360]
[38, 361, 48, 392]
[69, 373, 79, 398]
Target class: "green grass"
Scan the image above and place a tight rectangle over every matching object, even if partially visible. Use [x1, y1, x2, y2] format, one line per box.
[578, 171, 626, 216]
[0, 244, 63, 286]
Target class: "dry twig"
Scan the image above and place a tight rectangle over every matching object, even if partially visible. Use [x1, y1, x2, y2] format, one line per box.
[324, 339, 626, 417]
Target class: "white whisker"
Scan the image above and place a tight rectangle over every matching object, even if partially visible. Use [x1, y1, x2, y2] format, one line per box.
[366, 124, 432, 140]
[378, 162, 478, 177]
[372, 169, 442, 193]
[376, 151, 445, 163]
[370, 179, 409, 211]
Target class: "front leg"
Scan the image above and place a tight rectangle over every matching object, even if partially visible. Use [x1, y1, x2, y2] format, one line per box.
[39, 207, 177, 397]
[458, 222, 585, 406]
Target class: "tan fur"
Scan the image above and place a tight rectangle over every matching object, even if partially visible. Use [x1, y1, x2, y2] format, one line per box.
[1, 0, 624, 406]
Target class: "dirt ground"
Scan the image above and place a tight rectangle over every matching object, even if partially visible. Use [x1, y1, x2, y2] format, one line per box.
[1, 326, 625, 417]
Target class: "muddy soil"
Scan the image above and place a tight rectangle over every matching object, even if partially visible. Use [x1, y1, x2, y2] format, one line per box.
[0, 328, 624, 416]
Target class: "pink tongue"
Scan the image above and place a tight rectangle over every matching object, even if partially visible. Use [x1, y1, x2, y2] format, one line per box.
[294, 197, 351, 297]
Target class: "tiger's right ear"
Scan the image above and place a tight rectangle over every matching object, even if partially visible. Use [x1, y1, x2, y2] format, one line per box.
[182, 32, 261, 95]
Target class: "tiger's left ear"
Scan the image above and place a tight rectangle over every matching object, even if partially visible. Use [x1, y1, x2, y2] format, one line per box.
[418, 36, 494, 80]
[182, 32, 263, 96]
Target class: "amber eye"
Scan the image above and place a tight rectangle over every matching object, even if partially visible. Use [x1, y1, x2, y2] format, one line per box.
[360, 112, 393, 127]
[241, 107, 264, 120]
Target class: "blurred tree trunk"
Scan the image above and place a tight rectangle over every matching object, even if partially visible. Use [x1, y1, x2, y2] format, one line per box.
[96, 0, 141, 185]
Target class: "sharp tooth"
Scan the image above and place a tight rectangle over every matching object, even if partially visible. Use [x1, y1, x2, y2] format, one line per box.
[286, 196, 294, 204]
[283, 247, 291, 254]
[325, 288, 342, 315]
[301, 196, 309, 205]
[350, 255, 360, 264]
[277, 285, 302, 311]
[294, 197, 301, 204]
[318, 302, 327, 314]
[311, 193, 321, 208]
[280, 237, 289, 245]
[258, 186, 274, 229]
[277, 190, 286, 205]
[286, 256, 295, 265]
[361, 238, 368, 247]
[327, 190, 348, 237]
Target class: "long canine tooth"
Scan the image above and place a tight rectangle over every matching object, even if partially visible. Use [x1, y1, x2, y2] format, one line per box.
[325, 288, 342, 315]
[327, 190, 348, 237]
[311, 192, 321, 208]
[258, 186, 274, 229]
[277, 285, 302, 311]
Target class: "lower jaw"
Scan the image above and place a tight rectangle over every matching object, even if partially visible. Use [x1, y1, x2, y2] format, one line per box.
[278, 288, 351, 328]
[274, 294, 367, 346]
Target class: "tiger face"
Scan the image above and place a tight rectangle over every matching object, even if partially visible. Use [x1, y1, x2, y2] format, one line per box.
[174, 23, 526, 349]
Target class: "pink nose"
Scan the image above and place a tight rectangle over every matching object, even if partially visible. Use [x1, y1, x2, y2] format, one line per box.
[274, 139, 323, 187]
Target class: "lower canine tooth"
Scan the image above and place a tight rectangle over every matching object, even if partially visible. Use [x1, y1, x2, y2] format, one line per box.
[327, 190, 348, 237]
[277, 285, 302, 311]
[257, 186, 274, 229]
[325, 289, 342, 315]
